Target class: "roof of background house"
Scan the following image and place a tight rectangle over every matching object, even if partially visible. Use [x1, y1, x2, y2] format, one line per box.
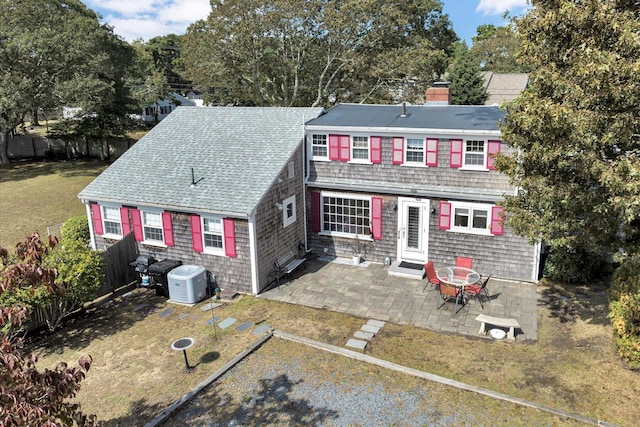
[305, 103, 504, 132]
[79, 106, 324, 216]
[482, 72, 529, 105]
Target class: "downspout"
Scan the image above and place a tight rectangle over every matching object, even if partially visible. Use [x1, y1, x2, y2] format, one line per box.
[248, 210, 259, 294]
[83, 200, 97, 250]
[302, 117, 309, 252]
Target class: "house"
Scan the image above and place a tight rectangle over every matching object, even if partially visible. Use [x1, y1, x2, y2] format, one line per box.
[482, 72, 530, 105]
[303, 90, 541, 283]
[79, 106, 324, 295]
[141, 93, 199, 123]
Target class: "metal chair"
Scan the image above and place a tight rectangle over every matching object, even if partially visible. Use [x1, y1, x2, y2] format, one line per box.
[464, 275, 491, 309]
[436, 282, 465, 314]
[422, 261, 440, 292]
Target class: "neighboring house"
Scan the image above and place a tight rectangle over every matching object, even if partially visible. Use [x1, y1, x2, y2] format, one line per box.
[482, 72, 529, 105]
[141, 93, 199, 123]
[304, 89, 541, 283]
[79, 106, 324, 295]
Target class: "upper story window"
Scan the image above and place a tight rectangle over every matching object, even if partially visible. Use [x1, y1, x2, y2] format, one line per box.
[203, 217, 223, 251]
[102, 206, 122, 236]
[351, 136, 369, 161]
[311, 134, 328, 159]
[450, 139, 501, 170]
[464, 140, 485, 167]
[142, 211, 164, 242]
[405, 138, 424, 164]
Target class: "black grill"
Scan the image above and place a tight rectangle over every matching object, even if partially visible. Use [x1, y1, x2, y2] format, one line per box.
[148, 259, 182, 297]
[129, 255, 157, 275]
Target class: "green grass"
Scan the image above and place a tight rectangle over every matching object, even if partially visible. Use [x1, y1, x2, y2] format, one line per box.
[0, 160, 107, 249]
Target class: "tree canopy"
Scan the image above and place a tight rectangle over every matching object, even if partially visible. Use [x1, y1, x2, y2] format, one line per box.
[497, 0, 640, 256]
[448, 42, 487, 105]
[182, 0, 457, 107]
[471, 23, 528, 73]
[0, 0, 132, 164]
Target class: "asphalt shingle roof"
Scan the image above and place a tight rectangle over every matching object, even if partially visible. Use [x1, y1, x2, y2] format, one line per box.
[79, 106, 324, 216]
[305, 103, 504, 132]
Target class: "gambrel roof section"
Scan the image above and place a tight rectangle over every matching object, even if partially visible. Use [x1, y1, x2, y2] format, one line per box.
[79, 106, 324, 217]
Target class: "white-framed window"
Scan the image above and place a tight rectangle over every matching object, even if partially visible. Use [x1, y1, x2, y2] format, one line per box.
[321, 193, 371, 236]
[311, 134, 328, 159]
[405, 138, 425, 164]
[202, 216, 224, 252]
[142, 211, 164, 243]
[464, 140, 486, 168]
[451, 202, 491, 235]
[351, 136, 369, 162]
[282, 195, 296, 228]
[102, 206, 122, 237]
[287, 162, 295, 178]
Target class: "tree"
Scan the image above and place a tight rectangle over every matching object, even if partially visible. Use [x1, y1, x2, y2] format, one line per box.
[0, 0, 124, 165]
[0, 238, 95, 426]
[471, 24, 528, 73]
[496, 1, 640, 257]
[182, 0, 456, 107]
[448, 42, 488, 105]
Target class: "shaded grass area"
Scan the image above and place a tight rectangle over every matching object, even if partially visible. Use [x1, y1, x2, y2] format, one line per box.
[0, 160, 107, 249]
[30, 280, 639, 426]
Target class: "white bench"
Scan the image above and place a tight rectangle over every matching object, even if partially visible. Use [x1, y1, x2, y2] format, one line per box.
[475, 314, 520, 340]
[273, 249, 306, 285]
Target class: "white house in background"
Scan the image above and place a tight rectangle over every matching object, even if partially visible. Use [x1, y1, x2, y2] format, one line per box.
[141, 93, 199, 123]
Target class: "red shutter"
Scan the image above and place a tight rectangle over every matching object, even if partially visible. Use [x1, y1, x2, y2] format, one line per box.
[371, 197, 383, 240]
[162, 212, 174, 246]
[310, 192, 321, 232]
[131, 209, 143, 241]
[339, 135, 350, 161]
[392, 137, 404, 164]
[328, 134, 340, 160]
[491, 206, 504, 235]
[370, 136, 382, 164]
[91, 203, 103, 235]
[450, 139, 463, 168]
[426, 138, 438, 167]
[120, 207, 131, 235]
[487, 140, 501, 170]
[438, 201, 452, 230]
[223, 218, 236, 258]
[190, 214, 203, 252]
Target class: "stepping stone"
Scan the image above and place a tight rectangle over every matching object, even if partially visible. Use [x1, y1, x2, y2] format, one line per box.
[178, 313, 190, 320]
[189, 314, 203, 321]
[346, 339, 368, 350]
[133, 303, 150, 312]
[205, 316, 221, 326]
[367, 319, 386, 328]
[200, 302, 223, 311]
[122, 292, 133, 298]
[236, 322, 253, 332]
[252, 324, 271, 335]
[361, 324, 380, 334]
[218, 317, 237, 330]
[354, 330, 375, 340]
[158, 308, 174, 318]
[220, 290, 238, 300]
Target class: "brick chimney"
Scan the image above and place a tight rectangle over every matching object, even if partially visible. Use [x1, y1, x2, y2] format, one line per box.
[425, 82, 451, 105]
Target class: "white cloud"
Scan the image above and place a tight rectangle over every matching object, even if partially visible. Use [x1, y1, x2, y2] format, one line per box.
[107, 16, 186, 42]
[476, 0, 528, 15]
[156, 0, 212, 24]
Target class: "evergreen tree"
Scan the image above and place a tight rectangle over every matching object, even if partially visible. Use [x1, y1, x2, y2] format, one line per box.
[448, 42, 488, 105]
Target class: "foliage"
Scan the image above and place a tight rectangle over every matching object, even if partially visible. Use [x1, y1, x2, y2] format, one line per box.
[609, 255, 640, 368]
[496, 1, 640, 258]
[0, 0, 130, 164]
[61, 216, 91, 248]
[448, 41, 488, 105]
[542, 246, 613, 284]
[182, 0, 457, 107]
[470, 24, 529, 73]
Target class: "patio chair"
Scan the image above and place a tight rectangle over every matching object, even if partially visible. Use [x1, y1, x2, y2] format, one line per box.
[422, 261, 440, 292]
[436, 282, 465, 314]
[464, 275, 491, 309]
[455, 256, 473, 269]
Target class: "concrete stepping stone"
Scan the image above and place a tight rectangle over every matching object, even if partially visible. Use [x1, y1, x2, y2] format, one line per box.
[236, 322, 253, 332]
[367, 319, 386, 328]
[252, 324, 271, 335]
[354, 330, 375, 340]
[361, 324, 380, 334]
[346, 338, 368, 350]
[158, 308, 174, 318]
[132, 303, 150, 312]
[178, 313, 190, 320]
[218, 317, 237, 330]
[200, 302, 223, 311]
[205, 316, 221, 326]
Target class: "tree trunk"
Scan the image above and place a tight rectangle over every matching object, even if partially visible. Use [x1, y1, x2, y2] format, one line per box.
[0, 129, 10, 164]
[31, 109, 40, 126]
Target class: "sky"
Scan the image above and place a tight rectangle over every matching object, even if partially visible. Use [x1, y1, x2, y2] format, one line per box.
[82, 0, 529, 44]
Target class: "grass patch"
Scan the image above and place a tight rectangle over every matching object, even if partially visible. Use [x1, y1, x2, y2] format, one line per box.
[0, 160, 107, 249]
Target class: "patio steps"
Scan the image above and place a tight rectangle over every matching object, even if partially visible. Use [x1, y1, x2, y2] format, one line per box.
[387, 261, 425, 280]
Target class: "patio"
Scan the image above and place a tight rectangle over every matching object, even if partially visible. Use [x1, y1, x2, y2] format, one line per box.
[260, 258, 538, 341]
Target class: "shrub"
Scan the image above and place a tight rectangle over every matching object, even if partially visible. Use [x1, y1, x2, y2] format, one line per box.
[543, 246, 614, 284]
[61, 215, 90, 247]
[609, 255, 640, 369]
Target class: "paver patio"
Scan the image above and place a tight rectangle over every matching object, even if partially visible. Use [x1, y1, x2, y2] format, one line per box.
[260, 258, 537, 341]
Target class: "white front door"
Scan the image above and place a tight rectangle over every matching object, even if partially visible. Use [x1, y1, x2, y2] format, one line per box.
[397, 197, 430, 263]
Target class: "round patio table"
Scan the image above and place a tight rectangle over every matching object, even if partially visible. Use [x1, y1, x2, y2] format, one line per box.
[436, 266, 480, 289]
[171, 337, 195, 371]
